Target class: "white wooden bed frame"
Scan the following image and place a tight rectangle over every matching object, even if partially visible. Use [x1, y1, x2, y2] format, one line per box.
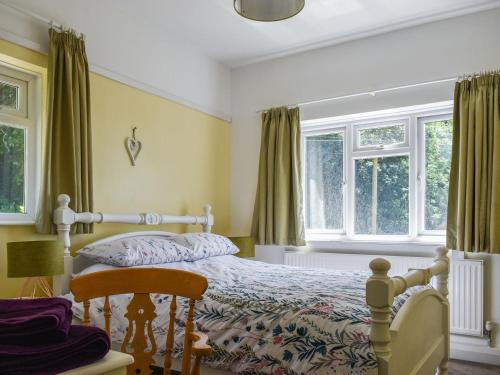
[53, 194, 450, 375]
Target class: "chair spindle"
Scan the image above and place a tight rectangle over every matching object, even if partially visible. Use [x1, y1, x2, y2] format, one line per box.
[163, 295, 177, 375]
[83, 300, 91, 326]
[70, 268, 210, 375]
[104, 295, 112, 337]
[181, 299, 196, 374]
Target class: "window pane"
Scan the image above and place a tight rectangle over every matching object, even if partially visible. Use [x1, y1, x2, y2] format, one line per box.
[0, 124, 25, 213]
[305, 132, 344, 230]
[359, 124, 405, 147]
[424, 119, 452, 231]
[0, 81, 18, 111]
[355, 155, 409, 234]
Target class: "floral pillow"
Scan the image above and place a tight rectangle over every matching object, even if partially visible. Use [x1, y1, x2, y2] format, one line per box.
[170, 233, 239, 260]
[77, 237, 193, 266]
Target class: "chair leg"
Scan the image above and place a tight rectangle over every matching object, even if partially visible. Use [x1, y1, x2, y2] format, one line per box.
[190, 356, 201, 375]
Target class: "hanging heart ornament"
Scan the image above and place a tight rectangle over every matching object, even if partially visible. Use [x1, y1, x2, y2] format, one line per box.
[125, 136, 142, 166]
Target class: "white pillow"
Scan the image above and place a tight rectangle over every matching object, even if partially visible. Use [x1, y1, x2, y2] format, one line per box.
[77, 237, 194, 266]
[170, 233, 239, 260]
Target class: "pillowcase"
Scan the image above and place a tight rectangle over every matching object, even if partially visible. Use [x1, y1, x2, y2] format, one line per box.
[77, 237, 193, 267]
[170, 233, 239, 260]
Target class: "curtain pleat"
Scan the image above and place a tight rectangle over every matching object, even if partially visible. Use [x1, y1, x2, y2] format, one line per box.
[36, 29, 93, 234]
[447, 72, 500, 253]
[251, 107, 305, 246]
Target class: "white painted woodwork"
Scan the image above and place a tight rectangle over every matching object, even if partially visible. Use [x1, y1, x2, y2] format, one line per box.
[60, 350, 134, 375]
[286, 247, 451, 374]
[285, 250, 483, 336]
[366, 246, 450, 374]
[53, 194, 213, 256]
[53, 194, 213, 295]
[55, 194, 449, 375]
[0, 63, 42, 225]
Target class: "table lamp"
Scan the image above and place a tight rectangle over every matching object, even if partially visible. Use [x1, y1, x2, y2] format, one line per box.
[229, 236, 255, 258]
[7, 240, 64, 297]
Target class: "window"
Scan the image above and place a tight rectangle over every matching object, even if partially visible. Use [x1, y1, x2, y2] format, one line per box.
[302, 101, 453, 242]
[419, 116, 453, 234]
[354, 155, 409, 235]
[0, 81, 19, 110]
[304, 130, 344, 232]
[355, 121, 408, 151]
[0, 64, 40, 224]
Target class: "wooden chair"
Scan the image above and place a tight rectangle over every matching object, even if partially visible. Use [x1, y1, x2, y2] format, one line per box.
[70, 268, 212, 375]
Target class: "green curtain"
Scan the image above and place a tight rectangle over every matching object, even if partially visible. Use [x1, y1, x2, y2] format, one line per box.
[36, 29, 93, 234]
[447, 71, 500, 253]
[251, 107, 305, 246]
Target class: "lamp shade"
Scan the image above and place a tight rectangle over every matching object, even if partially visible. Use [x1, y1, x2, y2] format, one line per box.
[7, 240, 64, 278]
[229, 236, 255, 258]
[234, 0, 305, 22]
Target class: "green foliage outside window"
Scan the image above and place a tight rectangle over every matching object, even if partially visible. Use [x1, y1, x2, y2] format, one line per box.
[425, 120, 453, 231]
[305, 117, 453, 236]
[305, 133, 344, 230]
[355, 155, 409, 235]
[359, 124, 405, 147]
[0, 124, 25, 213]
[0, 82, 18, 110]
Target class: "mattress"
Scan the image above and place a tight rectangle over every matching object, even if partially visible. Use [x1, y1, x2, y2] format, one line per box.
[65, 255, 420, 375]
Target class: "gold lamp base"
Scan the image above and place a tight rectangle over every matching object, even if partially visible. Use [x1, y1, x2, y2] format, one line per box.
[19, 276, 54, 298]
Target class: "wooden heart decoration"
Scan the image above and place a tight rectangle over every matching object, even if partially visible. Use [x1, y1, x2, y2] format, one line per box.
[125, 136, 142, 166]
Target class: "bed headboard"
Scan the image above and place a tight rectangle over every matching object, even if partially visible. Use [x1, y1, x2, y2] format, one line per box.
[53, 194, 214, 255]
[52, 194, 214, 294]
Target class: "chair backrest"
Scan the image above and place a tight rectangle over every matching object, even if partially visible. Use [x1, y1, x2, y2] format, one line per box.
[70, 268, 208, 375]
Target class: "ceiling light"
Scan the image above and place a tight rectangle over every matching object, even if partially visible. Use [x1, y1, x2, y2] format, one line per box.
[234, 0, 305, 22]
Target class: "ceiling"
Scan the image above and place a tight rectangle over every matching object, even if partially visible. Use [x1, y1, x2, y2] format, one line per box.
[4, 0, 500, 67]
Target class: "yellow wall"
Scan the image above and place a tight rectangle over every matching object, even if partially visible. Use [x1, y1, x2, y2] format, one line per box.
[0, 39, 231, 298]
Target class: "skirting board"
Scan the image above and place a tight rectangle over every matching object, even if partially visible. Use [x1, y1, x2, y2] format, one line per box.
[451, 334, 500, 366]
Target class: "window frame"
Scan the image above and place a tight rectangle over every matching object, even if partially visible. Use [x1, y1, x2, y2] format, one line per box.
[0, 72, 28, 117]
[301, 101, 453, 244]
[417, 113, 454, 236]
[0, 63, 41, 225]
[302, 125, 347, 235]
[353, 118, 409, 152]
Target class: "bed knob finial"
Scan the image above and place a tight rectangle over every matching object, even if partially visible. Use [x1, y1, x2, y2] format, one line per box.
[203, 204, 212, 216]
[57, 194, 71, 208]
[369, 258, 391, 276]
[436, 246, 448, 258]
[202, 204, 213, 233]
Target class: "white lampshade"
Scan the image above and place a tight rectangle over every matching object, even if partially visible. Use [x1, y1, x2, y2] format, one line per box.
[234, 0, 305, 22]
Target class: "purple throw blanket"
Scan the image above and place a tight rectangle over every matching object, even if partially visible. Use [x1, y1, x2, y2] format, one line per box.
[0, 298, 72, 344]
[0, 325, 110, 374]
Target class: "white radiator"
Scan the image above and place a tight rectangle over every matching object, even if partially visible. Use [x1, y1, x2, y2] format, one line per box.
[284, 251, 484, 336]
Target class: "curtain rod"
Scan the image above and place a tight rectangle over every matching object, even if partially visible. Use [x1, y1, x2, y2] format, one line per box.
[256, 76, 457, 114]
[0, 1, 85, 39]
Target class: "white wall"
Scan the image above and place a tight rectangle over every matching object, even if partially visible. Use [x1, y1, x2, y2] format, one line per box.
[231, 8, 500, 359]
[0, 2, 231, 121]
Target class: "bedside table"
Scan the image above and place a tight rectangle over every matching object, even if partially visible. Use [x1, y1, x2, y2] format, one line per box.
[60, 350, 134, 375]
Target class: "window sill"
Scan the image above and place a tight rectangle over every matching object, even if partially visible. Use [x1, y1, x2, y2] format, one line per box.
[306, 233, 446, 256]
[305, 234, 445, 246]
[288, 235, 445, 258]
[0, 214, 36, 226]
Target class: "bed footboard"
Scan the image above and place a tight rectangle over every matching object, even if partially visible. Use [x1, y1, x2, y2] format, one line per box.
[366, 247, 449, 375]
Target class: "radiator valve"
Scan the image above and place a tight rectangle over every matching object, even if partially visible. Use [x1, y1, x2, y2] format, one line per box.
[484, 321, 496, 348]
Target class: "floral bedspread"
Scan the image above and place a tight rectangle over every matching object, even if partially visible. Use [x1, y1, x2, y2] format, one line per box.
[67, 255, 419, 375]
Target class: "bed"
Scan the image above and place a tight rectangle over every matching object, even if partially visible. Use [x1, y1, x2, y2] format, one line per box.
[53, 194, 450, 375]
